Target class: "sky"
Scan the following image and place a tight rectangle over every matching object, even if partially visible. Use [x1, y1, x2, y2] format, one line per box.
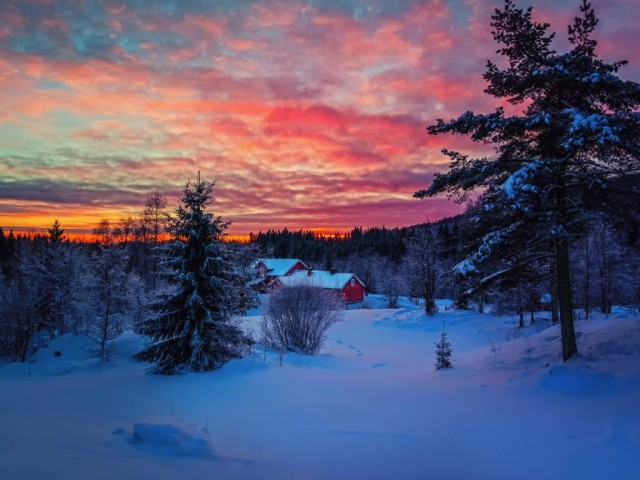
[1, 0, 639, 238]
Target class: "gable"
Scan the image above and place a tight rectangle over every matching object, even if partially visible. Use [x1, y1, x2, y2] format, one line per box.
[252, 258, 309, 277]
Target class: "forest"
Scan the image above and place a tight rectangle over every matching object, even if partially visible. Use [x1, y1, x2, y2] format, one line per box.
[1, 184, 638, 365]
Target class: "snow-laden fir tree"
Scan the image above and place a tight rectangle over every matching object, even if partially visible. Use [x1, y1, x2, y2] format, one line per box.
[435, 322, 453, 370]
[136, 175, 252, 374]
[415, 0, 640, 360]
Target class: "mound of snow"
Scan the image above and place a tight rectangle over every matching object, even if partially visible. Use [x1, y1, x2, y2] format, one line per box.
[131, 417, 215, 459]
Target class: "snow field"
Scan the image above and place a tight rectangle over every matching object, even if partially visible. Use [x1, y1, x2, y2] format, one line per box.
[1, 300, 639, 479]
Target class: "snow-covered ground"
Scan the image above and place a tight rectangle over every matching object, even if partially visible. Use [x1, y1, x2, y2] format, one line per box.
[1, 299, 639, 480]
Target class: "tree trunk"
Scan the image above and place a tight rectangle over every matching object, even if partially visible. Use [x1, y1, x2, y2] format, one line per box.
[425, 295, 436, 316]
[550, 259, 559, 324]
[584, 233, 590, 320]
[555, 237, 578, 361]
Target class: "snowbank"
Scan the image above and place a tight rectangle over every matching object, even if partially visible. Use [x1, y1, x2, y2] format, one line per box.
[129, 416, 215, 459]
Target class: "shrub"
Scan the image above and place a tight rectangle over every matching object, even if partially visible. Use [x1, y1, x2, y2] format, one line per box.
[262, 283, 343, 355]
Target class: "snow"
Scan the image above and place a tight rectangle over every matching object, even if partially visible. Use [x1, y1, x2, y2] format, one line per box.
[278, 269, 363, 289]
[130, 417, 215, 458]
[1, 301, 639, 479]
[251, 258, 309, 277]
[454, 221, 524, 276]
[502, 161, 541, 200]
[563, 107, 621, 148]
[453, 257, 477, 276]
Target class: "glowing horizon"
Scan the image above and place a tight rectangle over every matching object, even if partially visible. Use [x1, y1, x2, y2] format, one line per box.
[1, 0, 638, 237]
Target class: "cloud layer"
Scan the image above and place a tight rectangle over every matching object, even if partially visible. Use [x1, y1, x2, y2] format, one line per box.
[1, 0, 638, 236]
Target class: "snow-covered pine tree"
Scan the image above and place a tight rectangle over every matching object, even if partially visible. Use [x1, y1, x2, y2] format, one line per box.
[435, 322, 453, 369]
[415, 0, 640, 360]
[135, 175, 251, 374]
[36, 219, 79, 338]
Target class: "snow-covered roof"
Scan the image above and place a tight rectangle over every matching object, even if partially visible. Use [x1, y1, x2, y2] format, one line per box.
[252, 258, 309, 277]
[278, 270, 364, 290]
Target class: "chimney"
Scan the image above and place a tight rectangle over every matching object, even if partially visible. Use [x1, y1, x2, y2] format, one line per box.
[330, 267, 337, 275]
[307, 267, 312, 277]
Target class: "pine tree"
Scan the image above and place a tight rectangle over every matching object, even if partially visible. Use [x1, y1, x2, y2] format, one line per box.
[435, 322, 453, 369]
[136, 175, 251, 374]
[38, 221, 75, 338]
[415, 1, 640, 360]
[48, 219, 65, 244]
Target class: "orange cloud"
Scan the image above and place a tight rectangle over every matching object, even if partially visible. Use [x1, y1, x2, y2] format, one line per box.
[1, 0, 638, 238]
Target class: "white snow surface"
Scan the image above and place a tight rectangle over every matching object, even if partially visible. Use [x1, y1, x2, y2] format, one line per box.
[1, 300, 639, 479]
[278, 269, 363, 289]
[131, 416, 215, 458]
[251, 258, 309, 277]
[502, 161, 541, 201]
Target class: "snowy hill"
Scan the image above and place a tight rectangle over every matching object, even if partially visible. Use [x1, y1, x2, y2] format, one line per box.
[1, 301, 639, 479]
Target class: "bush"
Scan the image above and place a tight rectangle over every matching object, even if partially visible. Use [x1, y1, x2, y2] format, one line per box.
[262, 283, 343, 355]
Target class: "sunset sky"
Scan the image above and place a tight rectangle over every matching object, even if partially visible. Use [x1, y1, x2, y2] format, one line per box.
[1, 0, 639, 238]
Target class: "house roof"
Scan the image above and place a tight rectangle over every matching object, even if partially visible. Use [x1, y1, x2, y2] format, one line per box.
[252, 258, 309, 277]
[278, 270, 364, 290]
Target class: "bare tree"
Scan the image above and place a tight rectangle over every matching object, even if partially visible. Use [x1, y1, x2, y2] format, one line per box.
[93, 218, 113, 246]
[262, 282, 343, 355]
[86, 246, 130, 359]
[141, 191, 169, 287]
[592, 220, 623, 315]
[405, 227, 442, 316]
[126, 273, 153, 331]
[349, 253, 379, 294]
[375, 258, 405, 309]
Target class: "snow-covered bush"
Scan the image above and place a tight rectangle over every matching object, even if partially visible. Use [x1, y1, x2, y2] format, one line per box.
[262, 283, 343, 355]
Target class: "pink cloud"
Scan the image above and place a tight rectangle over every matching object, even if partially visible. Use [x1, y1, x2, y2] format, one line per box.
[1, 0, 638, 236]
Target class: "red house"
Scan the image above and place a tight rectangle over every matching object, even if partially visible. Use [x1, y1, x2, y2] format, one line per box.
[275, 269, 365, 303]
[251, 258, 310, 290]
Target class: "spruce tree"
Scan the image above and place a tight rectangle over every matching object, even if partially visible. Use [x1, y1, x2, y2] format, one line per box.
[136, 175, 251, 374]
[435, 322, 453, 370]
[415, 1, 640, 360]
[48, 219, 65, 244]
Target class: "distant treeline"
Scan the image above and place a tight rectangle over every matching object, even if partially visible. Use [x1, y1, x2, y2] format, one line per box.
[249, 219, 465, 267]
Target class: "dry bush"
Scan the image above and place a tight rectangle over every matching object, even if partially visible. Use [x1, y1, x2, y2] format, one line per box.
[262, 283, 343, 355]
